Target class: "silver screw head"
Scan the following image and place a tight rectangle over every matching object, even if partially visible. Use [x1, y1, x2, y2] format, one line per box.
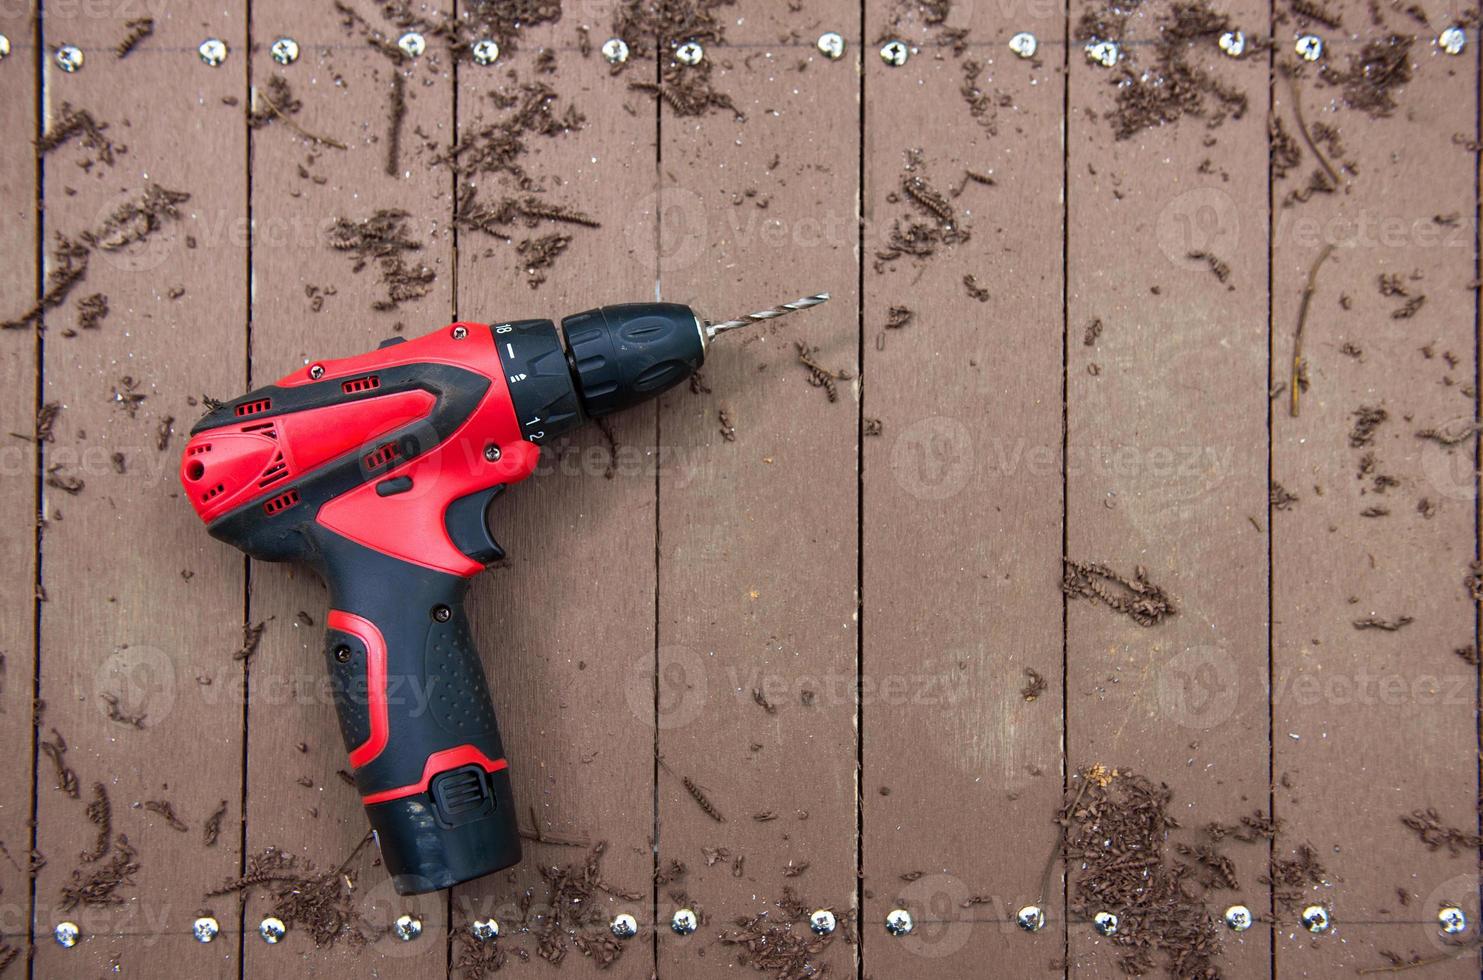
[1016, 905, 1045, 932]
[271, 38, 300, 65]
[602, 38, 629, 64]
[259, 916, 286, 944]
[1295, 34, 1324, 61]
[1093, 911, 1119, 936]
[1009, 32, 1038, 59]
[1085, 40, 1120, 67]
[1224, 905, 1253, 931]
[809, 909, 837, 935]
[671, 908, 698, 935]
[193, 916, 220, 943]
[54, 921, 80, 948]
[471, 918, 499, 941]
[471, 39, 500, 65]
[1219, 30, 1246, 57]
[880, 40, 909, 67]
[1439, 26, 1466, 55]
[393, 914, 422, 941]
[610, 913, 638, 939]
[1439, 906, 1468, 935]
[1300, 905, 1330, 934]
[398, 32, 426, 59]
[884, 908, 913, 936]
[55, 45, 84, 73]
[0, 35, 11, 60]
[817, 32, 845, 60]
[308, 363, 325, 379]
[199, 38, 228, 67]
[451, 325, 469, 339]
[675, 41, 703, 66]
[483, 444, 501, 462]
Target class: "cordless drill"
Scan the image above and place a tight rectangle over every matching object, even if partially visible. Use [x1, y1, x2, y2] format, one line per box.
[179, 294, 828, 894]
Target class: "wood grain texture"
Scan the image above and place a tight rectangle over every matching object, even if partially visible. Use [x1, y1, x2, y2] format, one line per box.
[1270, 1, 1481, 973]
[450, 6, 659, 975]
[1065, 0, 1274, 975]
[860, 2, 1068, 977]
[0, 4, 37, 970]
[654, 2, 859, 976]
[240, 2, 451, 974]
[32, 5, 247, 977]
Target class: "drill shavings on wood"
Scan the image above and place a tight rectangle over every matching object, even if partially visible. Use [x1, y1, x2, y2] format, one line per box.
[40, 729, 79, 798]
[719, 887, 844, 979]
[203, 800, 228, 847]
[336, 0, 559, 61]
[1352, 614, 1413, 631]
[79, 783, 112, 863]
[210, 839, 378, 948]
[616, 0, 741, 119]
[86, 185, 192, 253]
[100, 691, 146, 729]
[143, 799, 189, 832]
[385, 73, 407, 176]
[233, 620, 268, 662]
[37, 104, 123, 170]
[795, 341, 851, 402]
[1401, 808, 1483, 854]
[60, 834, 139, 912]
[1, 236, 90, 331]
[1062, 559, 1175, 626]
[328, 210, 435, 311]
[114, 17, 154, 58]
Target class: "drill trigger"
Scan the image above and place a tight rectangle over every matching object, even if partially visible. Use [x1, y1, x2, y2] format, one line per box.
[444, 484, 507, 566]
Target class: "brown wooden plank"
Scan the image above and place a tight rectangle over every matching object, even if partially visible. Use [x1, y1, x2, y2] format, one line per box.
[1064, 0, 1272, 975]
[0, 5, 38, 973]
[653, 2, 859, 976]
[448, 6, 659, 975]
[860, 4, 1068, 976]
[1270, 4, 1480, 973]
[240, 2, 451, 974]
[31, 4, 247, 976]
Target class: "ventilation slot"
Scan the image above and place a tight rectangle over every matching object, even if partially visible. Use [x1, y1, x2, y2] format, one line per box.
[240, 421, 278, 437]
[235, 398, 272, 417]
[200, 483, 226, 503]
[187, 443, 212, 455]
[257, 452, 289, 488]
[262, 489, 300, 515]
[364, 442, 401, 471]
[341, 375, 381, 394]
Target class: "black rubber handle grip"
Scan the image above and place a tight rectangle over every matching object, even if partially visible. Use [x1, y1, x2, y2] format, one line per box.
[316, 530, 520, 894]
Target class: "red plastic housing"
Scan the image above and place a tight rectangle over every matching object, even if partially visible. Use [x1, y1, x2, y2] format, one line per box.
[180, 323, 540, 577]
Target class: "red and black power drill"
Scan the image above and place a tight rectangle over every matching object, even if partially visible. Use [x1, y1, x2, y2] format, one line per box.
[180, 293, 827, 894]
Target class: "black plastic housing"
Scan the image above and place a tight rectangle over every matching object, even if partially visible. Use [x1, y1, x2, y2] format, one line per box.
[562, 303, 706, 417]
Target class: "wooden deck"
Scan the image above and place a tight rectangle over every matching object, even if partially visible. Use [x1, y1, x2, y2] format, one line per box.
[1, 1, 1480, 977]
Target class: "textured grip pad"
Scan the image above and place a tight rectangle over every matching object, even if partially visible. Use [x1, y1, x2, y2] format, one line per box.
[425, 616, 498, 737]
[326, 630, 372, 752]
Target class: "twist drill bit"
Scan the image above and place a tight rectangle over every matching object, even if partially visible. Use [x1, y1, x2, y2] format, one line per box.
[703, 292, 830, 342]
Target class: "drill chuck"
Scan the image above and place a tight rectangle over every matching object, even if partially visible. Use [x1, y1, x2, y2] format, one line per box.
[494, 303, 706, 445]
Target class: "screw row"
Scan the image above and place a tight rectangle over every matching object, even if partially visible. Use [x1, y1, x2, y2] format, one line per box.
[7, 24, 1470, 75]
[43, 903, 1475, 947]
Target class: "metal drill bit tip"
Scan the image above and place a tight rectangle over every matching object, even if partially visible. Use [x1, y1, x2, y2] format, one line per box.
[703, 292, 830, 342]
